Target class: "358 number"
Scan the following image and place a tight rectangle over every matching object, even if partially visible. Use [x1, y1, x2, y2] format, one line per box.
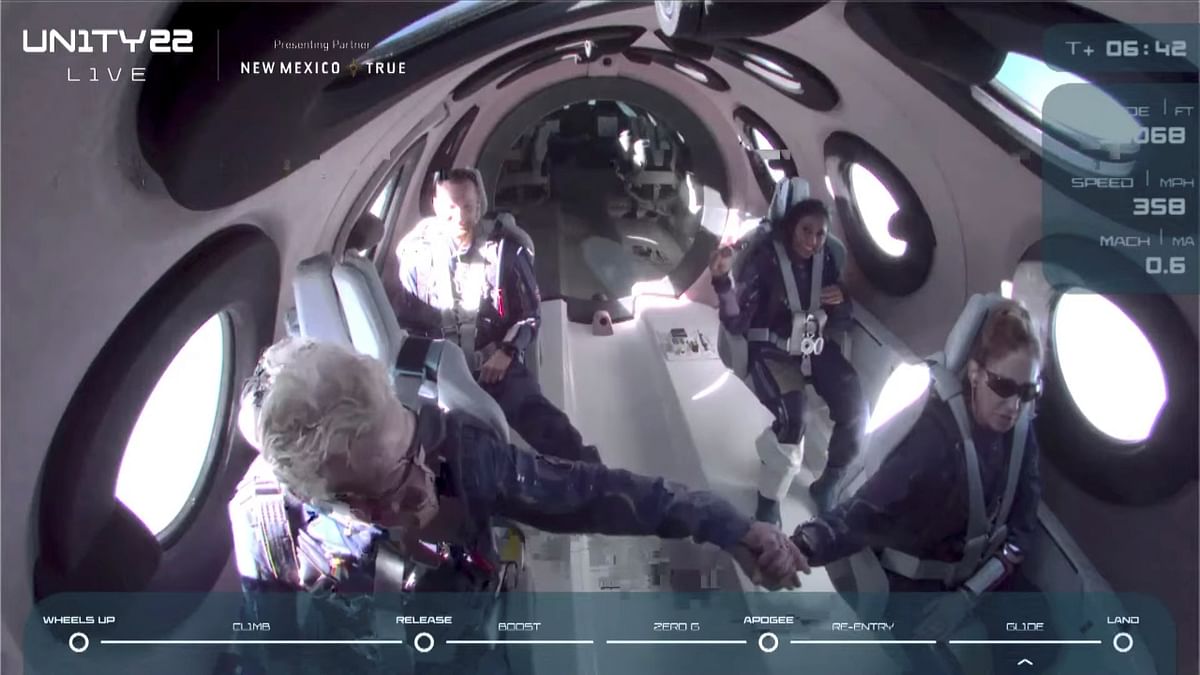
[1133, 197, 1186, 216]
[1134, 126, 1186, 144]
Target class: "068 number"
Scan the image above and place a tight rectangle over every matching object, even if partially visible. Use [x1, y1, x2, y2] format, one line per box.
[1134, 127, 1186, 144]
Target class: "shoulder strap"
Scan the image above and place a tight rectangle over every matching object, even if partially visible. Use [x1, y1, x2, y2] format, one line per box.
[808, 247, 825, 318]
[942, 388, 989, 584]
[771, 239, 803, 313]
[994, 405, 1031, 530]
[879, 364, 989, 586]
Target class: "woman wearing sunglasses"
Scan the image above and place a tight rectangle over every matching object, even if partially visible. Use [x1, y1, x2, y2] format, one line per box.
[786, 298, 1045, 672]
[790, 298, 1043, 597]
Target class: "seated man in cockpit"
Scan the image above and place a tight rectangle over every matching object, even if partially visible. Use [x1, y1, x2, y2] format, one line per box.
[709, 198, 869, 524]
[391, 168, 600, 465]
[229, 340, 810, 643]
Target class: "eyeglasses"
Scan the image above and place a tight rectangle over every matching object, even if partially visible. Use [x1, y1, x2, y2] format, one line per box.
[335, 443, 432, 523]
[983, 368, 1042, 403]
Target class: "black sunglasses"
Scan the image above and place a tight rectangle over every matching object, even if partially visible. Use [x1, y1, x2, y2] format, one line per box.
[983, 369, 1042, 403]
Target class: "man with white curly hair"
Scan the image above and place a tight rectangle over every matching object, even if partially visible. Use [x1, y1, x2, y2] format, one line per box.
[234, 337, 811, 597]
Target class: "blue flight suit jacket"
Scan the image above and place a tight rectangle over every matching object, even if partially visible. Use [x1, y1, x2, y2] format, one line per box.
[793, 397, 1041, 573]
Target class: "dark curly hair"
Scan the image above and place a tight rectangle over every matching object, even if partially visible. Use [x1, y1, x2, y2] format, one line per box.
[774, 198, 830, 241]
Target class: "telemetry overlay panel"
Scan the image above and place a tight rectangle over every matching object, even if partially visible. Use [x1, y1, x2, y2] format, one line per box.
[1040, 24, 1198, 294]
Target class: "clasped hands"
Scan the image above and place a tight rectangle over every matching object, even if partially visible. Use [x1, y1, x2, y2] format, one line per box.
[728, 521, 811, 590]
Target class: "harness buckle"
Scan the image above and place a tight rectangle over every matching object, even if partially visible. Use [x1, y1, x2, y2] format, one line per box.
[790, 313, 824, 356]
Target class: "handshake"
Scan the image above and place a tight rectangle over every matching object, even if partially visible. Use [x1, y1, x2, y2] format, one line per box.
[727, 522, 812, 590]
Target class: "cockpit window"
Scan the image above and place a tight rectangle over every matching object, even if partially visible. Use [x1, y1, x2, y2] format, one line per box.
[115, 313, 229, 538]
[493, 99, 707, 305]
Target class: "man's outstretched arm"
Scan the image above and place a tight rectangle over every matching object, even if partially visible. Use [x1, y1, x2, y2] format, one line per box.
[455, 424, 808, 586]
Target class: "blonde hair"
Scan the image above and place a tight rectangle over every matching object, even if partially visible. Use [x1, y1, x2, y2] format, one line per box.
[970, 299, 1043, 367]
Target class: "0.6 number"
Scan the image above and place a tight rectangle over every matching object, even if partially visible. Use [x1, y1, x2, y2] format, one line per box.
[1133, 197, 1186, 216]
[1145, 257, 1187, 275]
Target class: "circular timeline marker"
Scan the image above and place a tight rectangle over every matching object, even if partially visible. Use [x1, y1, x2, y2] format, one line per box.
[414, 632, 435, 654]
[758, 632, 779, 653]
[68, 633, 89, 654]
[1113, 632, 1134, 654]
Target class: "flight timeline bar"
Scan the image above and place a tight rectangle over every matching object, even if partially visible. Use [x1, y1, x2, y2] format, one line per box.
[70, 632, 1118, 655]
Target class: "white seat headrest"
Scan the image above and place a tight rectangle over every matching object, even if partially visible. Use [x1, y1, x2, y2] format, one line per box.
[767, 177, 811, 225]
[332, 255, 407, 365]
[942, 293, 1008, 373]
[330, 252, 512, 444]
[293, 255, 353, 346]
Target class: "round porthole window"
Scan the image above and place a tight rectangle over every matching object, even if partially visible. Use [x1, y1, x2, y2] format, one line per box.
[115, 313, 230, 537]
[1053, 289, 1166, 443]
[825, 132, 935, 295]
[848, 163, 908, 258]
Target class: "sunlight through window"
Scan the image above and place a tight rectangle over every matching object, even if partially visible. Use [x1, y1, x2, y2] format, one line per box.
[685, 172, 702, 214]
[750, 130, 786, 183]
[674, 63, 709, 84]
[1054, 290, 1166, 443]
[991, 52, 1141, 155]
[867, 362, 930, 433]
[369, 182, 393, 219]
[743, 54, 803, 94]
[692, 371, 732, 401]
[848, 163, 907, 258]
[116, 314, 228, 536]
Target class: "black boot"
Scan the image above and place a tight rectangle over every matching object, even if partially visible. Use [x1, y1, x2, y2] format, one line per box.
[754, 493, 781, 528]
[809, 466, 847, 514]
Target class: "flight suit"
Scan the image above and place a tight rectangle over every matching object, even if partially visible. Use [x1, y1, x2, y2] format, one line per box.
[228, 407, 754, 673]
[713, 234, 868, 517]
[392, 219, 600, 465]
[792, 396, 1045, 674]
